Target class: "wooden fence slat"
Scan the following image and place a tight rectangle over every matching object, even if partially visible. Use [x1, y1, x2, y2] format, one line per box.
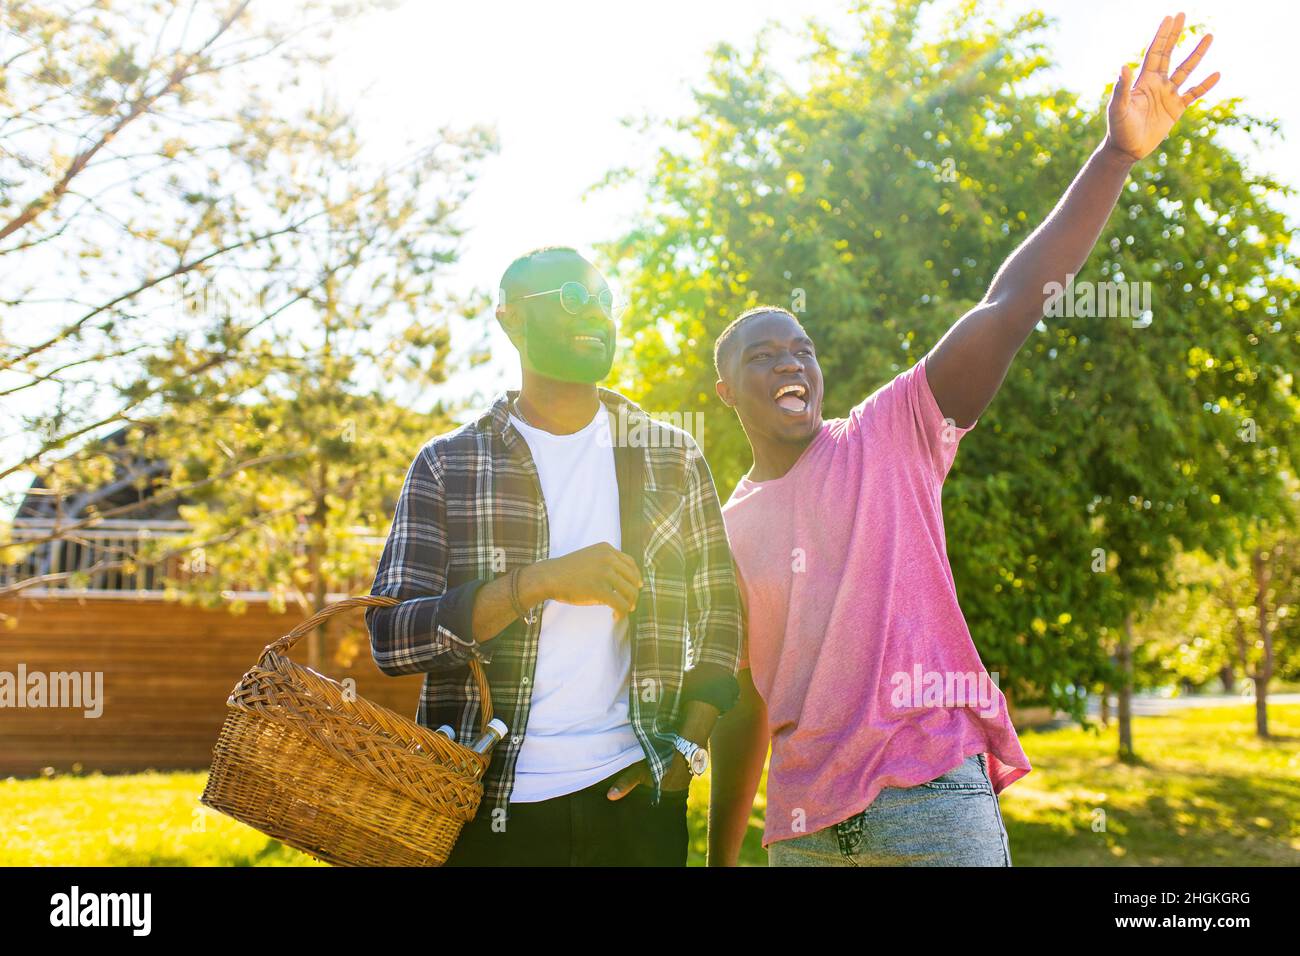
[0, 595, 426, 776]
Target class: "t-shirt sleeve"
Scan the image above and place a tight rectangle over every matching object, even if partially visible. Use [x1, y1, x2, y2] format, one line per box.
[847, 353, 976, 484]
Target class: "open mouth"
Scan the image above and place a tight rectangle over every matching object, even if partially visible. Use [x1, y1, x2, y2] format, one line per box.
[773, 382, 808, 414]
[572, 333, 605, 350]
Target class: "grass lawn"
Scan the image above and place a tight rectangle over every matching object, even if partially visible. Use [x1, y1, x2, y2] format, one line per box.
[2, 703, 1296, 866]
[991, 702, 1300, 867]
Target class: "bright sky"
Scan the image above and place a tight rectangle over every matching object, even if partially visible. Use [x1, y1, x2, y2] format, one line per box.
[329, 0, 1300, 405]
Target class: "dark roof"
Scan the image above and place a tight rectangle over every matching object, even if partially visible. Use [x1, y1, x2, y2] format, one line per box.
[16, 424, 185, 522]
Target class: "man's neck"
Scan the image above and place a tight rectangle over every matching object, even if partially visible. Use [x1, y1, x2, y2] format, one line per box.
[746, 432, 817, 483]
[515, 371, 601, 435]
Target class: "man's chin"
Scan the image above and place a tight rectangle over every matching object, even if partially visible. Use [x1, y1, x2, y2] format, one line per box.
[524, 350, 613, 386]
[773, 412, 821, 443]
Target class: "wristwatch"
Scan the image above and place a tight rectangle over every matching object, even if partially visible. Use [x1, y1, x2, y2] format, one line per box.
[671, 734, 709, 775]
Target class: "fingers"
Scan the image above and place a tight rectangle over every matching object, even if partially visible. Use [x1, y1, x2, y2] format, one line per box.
[1135, 13, 1218, 109]
[590, 542, 642, 584]
[606, 761, 650, 799]
[1181, 70, 1220, 106]
[1140, 12, 1186, 77]
[1161, 12, 1186, 74]
[1170, 31, 1212, 87]
[560, 542, 643, 617]
[606, 548, 643, 590]
[1139, 15, 1174, 76]
[599, 547, 641, 617]
[604, 573, 640, 617]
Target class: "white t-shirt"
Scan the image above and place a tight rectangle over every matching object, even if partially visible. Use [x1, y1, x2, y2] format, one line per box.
[506, 403, 644, 802]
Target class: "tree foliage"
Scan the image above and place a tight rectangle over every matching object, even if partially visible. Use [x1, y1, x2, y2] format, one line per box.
[1, 1, 495, 630]
[603, 0, 1300, 716]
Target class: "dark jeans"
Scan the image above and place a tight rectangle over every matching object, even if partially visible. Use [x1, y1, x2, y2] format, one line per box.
[444, 767, 690, 867]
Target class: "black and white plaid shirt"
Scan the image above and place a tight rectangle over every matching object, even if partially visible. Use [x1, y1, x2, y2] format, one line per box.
[365, 387, 744, 819]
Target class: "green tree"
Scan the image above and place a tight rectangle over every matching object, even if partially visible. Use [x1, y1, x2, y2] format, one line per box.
[1140, 499, 1300, 739]
[1, 0, 494, 647]
[602, 0, 1300, 739]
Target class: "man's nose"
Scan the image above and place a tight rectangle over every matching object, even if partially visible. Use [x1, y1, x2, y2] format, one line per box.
[774, 352, 804, 372]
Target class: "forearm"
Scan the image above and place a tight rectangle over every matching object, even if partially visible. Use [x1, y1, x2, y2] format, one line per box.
[706, 672, 768, 867]
[985, 137, 1135, 327]
[365, 579, 487, 675]
[927, 139, 1136, 426]
[469, 562, 549, 644]
[677, 699, 721, 744]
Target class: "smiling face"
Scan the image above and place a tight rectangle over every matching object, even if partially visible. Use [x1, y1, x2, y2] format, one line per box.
[499, 249, 616, 385]
[717, 309, 823, 447]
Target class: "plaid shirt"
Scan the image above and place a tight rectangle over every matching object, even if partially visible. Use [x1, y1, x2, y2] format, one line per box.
[365, 387, 744, 820]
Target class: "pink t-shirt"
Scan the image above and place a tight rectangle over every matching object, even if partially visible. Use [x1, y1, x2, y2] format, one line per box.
[721, 355, 1031, 848]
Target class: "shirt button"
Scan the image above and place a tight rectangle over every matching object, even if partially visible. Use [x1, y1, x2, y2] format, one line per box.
[511, 735, 522, 745]
[521, 676, 529, 685]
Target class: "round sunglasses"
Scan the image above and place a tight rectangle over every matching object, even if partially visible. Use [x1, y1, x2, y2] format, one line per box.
[515, 281, 625, 320]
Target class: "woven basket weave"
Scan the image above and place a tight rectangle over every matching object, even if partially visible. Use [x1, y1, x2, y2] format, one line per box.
[200, 595, 495, 866]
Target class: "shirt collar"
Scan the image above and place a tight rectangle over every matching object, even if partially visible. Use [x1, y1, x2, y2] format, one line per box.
[476, 387, 649, 440]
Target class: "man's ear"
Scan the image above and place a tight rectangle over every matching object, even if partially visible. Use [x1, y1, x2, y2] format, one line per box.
[715, 378, 735, 408]
[496, 303, 524, 348]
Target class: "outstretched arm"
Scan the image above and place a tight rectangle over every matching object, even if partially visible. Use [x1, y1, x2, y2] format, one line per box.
[925, 12, 1220, 428]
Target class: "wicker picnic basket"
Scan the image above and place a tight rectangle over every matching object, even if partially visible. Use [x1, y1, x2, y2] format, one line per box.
[199, 594, 496, 866]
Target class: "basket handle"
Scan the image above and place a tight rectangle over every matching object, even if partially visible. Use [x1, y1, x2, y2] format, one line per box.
[261, 594, 495, 733]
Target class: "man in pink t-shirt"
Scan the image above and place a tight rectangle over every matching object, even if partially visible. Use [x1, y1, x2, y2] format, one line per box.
[706, 15, 1219, 866]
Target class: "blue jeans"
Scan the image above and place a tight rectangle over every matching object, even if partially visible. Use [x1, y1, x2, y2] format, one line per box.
[767, 753, 1012, 867]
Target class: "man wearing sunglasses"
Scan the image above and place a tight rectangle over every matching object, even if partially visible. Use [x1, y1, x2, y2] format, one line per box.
[365, 245, 744, 866]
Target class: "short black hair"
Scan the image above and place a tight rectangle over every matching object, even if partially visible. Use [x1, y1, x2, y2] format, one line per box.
[714, 305, 800, 379]
[497, 245, 581, 313]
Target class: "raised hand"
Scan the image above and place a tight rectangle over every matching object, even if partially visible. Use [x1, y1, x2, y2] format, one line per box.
[1105, 12, 1220, 163]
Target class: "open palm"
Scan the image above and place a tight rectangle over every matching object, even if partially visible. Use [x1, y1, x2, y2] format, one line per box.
[1107, 12, 1221, 162]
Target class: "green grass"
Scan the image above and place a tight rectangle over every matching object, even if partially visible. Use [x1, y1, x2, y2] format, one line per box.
[3, 703, 1296, 866]
[0, 770, 321, 866]
[990, 703, 1300, 866]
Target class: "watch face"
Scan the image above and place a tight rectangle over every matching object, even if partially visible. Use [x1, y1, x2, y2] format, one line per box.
[690, 748, 709, 775]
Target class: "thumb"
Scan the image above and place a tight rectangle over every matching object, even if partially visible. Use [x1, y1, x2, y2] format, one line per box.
[1109, 64, 1132, 117]
[606, 763, 648, 800]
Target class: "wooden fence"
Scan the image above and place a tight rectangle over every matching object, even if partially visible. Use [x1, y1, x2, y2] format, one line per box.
[0, 594, 426, 777]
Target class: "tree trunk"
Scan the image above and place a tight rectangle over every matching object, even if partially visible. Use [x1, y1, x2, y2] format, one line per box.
[1118, 615, 1134, 759]
[1252, 548, 1274, 740]
[1099, 688, 1111, 727]
[1253, 676, 1269, 739]
[306, 458, 329, 674]
[1219, 664, 1235, 694]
